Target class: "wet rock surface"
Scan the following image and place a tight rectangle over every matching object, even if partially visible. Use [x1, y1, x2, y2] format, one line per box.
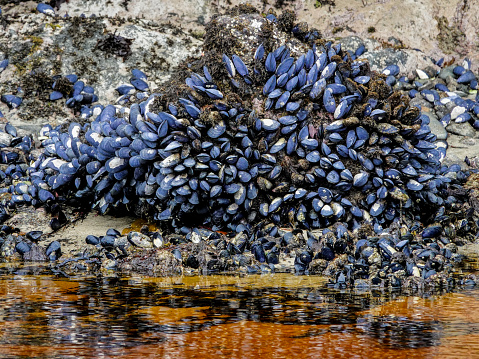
[0, 1, 201, 133]
[0, 3, 479, 293]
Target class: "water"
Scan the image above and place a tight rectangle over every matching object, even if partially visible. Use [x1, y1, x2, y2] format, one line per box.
[0, 266, 478, 358]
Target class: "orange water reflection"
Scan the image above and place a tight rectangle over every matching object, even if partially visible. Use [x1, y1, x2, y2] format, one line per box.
[0, 273, 476, 358]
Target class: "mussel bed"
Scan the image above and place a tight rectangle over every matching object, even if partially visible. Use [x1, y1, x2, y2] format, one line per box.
[0, 8, 479, 290]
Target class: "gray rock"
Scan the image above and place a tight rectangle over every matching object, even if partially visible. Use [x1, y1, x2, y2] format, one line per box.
[0, 131, 12, 146]
[361, 40, 409, 72]
[442, 153, 468, 170]
[445, 75, 457, 91]
[438, 65, 455, 81]
[443, 134, 479, 169]
[394, 81, 415, 91]
[410, 97, 433, 110]
[434, 103, 450, 119]
[0, 7, 201, 129]
[417, 80, 435, 91]
[339, 36, 365, 53]
[446, 122, 476, 137]
[127, 231, 153, 248]
[114, 236, 129, 248]
[423, 112, 447, 140]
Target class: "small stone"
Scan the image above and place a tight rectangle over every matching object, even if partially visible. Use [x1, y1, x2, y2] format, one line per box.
[418, 80, 435, 91]
[102, 258, 117, 270]
[445, 75, 457, 90]
[152, 235, 163, 248]
[26, 230, 43, 242]
[438, 65, 455, 81]
[114, 236, 128, 247]
[127, 231, 153, 248]
[409, 97, 432, 110]
[309, 258, 328, 274]
[424, 112, 447, 140]
[416, 68, 429, 79]
[0, 132, 12, 147]
[368, 250, 382, 266]
[434, 103, 450, 119]
[190, 231, 201, 244]
[354, 279, 371, 290]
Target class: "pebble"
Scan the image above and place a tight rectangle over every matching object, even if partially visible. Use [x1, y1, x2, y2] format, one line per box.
[423, 112, 447, 140]
[127, 231, 153, 248]
[0, 132, 12, 147]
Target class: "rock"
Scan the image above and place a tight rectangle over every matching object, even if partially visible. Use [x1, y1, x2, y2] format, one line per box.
[309, 258, 328, 274]
[23, 243, 47, 261]
[443, 133, 479, 168]
[438, 65, 455, 81]
[117, 249, 182, 275]
[0, 131, 12, 147]
[114, 236, 128, 248]
[442, 152, 468, 169]
[127, 231, 153, 248]
[424, 112, 447, 140]
[417, 80, 436, 91]
[410, 97, 432, 110]
[0, 4, 201, 132]
[416, 68, 430, 79]
[434, 102, 451, 119]
[446, 122, 476, 137]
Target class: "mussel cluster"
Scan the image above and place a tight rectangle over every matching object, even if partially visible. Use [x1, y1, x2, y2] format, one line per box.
[17, 40, 468, 237]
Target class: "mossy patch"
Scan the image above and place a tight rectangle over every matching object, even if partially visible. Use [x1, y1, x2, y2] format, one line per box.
[66, 16, 106, 49]
[71, 56, 99, 83]
[436, 16, 466, 55]
[20, 70, 53, 98]
[95, 32, 133, 61]
[277, 10, 296, 33]
[372, 36, 406, 50]
[45, 23, 62, 31]
[202, 17, 241, 85]
[190, 30, 205, 40]
[314, 0, 336, 8]
[224, 4, 259, 16]
[26, 35, 44, 53]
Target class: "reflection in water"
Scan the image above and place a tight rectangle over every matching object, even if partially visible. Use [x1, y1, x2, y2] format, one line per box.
[0, 270, 476, 358]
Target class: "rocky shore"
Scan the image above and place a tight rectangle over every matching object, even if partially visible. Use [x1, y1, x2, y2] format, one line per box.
[0, 1, 479, 292]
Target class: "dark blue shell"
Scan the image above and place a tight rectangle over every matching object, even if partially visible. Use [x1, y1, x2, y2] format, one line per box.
[265, 52, 276, 72]
[310, 78, 326, 99]
[1, 94, 22, 108]
[275, 91, 290, 109]
[254, 44, 265, 61]
[130, 78, 149, 91]
[276, 73, 289, 87]
[320, 62, 337, 80]
[232, 55, 249, 77]
[323, 88, 336, 113]
[355, 44, 366, 56]
[333, 100, 351, 119]
[382, 64, 400, 76]
[276, 57, 294, 76]
[306, 63, 318, 84]
[0, 59, 9, 73]
[37, 3, 55, 15]
[263, 74, 277, 95]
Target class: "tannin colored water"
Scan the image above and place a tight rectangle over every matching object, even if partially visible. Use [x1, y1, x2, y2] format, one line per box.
[0, 265, 478, 358]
